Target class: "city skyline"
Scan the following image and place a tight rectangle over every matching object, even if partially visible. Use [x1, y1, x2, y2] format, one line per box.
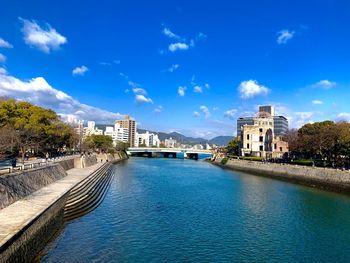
[1, 0, 350, 139]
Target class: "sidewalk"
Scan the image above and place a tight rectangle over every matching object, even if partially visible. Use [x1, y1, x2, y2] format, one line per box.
[0, 162, 103, 251]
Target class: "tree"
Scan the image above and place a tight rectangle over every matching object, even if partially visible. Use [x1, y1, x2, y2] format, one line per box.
[115, 141, 129, 152]
[85, 135, 113, 152]
[0, 99, 78, 162]
[227, 137, 239, 156]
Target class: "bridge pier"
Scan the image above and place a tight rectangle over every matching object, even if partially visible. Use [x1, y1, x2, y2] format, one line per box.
[187, 153, 199, 160]
[163, 152, 177, 158]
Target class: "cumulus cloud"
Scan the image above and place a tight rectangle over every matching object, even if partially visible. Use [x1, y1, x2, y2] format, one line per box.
[135, 94, 153, 104]
[193, 85, 203, 93]
[0, 38, 13, 48]
[163, 27, 180, 39]
[20, 18, 67, 53]
[0, 67, 7, 74]
[312, 100, 323, 105]
[72, 65, 88, 76]
[337, 113, 350, 122]
[193, 111, 200, 117]
[277, 29, 295, 44]
[178, 86, 186, 97]
[167, 64, 180, 72]
[0, 70, 123, 123]
[238, 80, 269, 99]
[199, 105, 211, 118]
[224, 109, 238, 120]
[313, 80, 336, 89]
[0, 53, 6, 63]
[168, 42, 189, 52]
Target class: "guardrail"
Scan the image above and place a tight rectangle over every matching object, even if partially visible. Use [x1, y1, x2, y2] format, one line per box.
[0, 154, 80, 175]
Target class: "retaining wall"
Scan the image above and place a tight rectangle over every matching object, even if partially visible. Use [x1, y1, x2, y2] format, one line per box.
[0, 152, 128, 263]
[0, 164, 66, 209]
[214, 158, 350, 192]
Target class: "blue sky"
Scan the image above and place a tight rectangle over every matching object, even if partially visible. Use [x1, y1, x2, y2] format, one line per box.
[0, 0, 350, 138]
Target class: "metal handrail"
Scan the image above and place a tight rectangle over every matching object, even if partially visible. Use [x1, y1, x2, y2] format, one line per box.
[0, 154, 80, 175]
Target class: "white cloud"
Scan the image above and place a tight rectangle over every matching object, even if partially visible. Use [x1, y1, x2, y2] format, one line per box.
[168, 42, 189, 52]
[199, 105, 211, 118]
[20, 18, 67, 53]
[337, 113, 350, 122]
[196, 32, 207, 40]
[0, 38, 13, 48]
[312, 100, 323, 105]
[238, 80, 269, 99]
[0, 53, 6, 63]
[0, 67, 7, 74]
[132, 87, 147, 95]
[204, 83, 210, 89]
[163, 27, 180, 39]
[193, 111, 200, 117]
[178, 86, 187, 97]
[0, 71, 122, 123]
[193, 85, 203, 93]
[224, 109, 238, 120]
[154, 105, 162, 113]
[277, 29, 295, 44]
[313, 80, 336, 89]
[135, 94, 153, 104]
[72, 65, 88, 76]
[167, 64, 180, 72]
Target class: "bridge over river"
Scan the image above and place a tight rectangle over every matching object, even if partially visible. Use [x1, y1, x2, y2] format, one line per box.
[127, 147, 213, 160]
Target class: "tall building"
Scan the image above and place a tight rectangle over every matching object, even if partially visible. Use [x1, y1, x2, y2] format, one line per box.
[116, 115, 137, 147]
[237, 105, 288, 137]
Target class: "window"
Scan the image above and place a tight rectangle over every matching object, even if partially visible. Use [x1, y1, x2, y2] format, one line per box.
[280, 147, 283, 152]
[274, 143, 277, 150]
[247, 143, 250, 149]
[259, 128, 263, 133]
[247, 134, 250, 140]
[260, 145, 263, 151]
[259, 136, 263, 142]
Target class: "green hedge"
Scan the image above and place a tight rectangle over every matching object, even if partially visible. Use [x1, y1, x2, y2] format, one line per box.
[242, 156, 264, 162]
[221, 157, 229, 165]
[291, 159, 313, 166]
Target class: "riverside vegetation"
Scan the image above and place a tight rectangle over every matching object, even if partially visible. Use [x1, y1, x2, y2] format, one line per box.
[0, 99, 125, 163]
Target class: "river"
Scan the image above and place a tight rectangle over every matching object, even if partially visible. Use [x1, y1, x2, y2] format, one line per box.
[40, 157, 350, 262]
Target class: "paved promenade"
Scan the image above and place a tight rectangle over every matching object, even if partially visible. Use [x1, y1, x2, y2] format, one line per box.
[0, 162, 103, 251]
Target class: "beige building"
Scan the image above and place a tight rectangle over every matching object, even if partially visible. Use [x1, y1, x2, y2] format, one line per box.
[240, 109, 288, 159]
[116, 115, 137, 147]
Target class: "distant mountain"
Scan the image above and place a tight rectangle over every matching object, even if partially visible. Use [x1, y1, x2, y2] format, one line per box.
[208, 136, 233, 146]
[93, 125, 231, 146]
[138, 129, 232, 146]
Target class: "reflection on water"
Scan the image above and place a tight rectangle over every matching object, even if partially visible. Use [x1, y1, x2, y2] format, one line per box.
[41, 158, 350, 262]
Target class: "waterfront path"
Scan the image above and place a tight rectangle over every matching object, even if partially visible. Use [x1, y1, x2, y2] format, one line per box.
[0, 162, 104, 255]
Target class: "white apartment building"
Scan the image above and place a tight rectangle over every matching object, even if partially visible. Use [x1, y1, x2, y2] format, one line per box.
[83, 121, 103, 138]
[136, 131, 160, 147]
[164, 137, 177, 148]
[103, 123, 130, 146]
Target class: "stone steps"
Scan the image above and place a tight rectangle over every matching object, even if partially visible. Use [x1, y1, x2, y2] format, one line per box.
[63, 163, 115, 221]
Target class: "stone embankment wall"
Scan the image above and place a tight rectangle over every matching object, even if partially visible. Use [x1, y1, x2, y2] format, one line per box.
[0, 154, 103, 210]
[214, 157, 350, 192]
[0, 152, 128, 263]
[0, 164, 66, 209]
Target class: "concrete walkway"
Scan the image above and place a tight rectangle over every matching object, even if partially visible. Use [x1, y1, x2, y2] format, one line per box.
[0, 162, 103, 250]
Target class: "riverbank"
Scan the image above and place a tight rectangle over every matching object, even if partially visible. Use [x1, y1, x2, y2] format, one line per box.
[212, 157, 350, 193]
[0, 152, 128, 263]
